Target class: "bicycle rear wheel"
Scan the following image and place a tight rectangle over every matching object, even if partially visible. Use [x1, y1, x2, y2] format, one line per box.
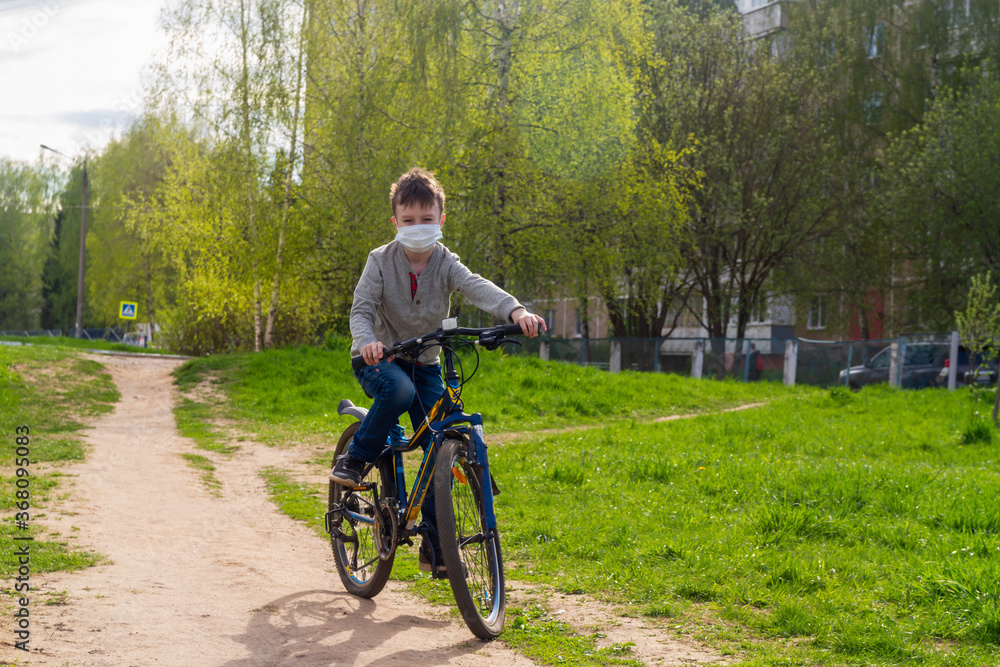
[435, 438, 505, 639]
[329, 422, 395, 598]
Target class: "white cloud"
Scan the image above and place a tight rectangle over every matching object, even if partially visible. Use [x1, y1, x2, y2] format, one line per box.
[0, 0, 170, 164]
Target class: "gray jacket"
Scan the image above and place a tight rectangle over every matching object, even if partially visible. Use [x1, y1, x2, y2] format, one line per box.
[350, 241, 522, 365]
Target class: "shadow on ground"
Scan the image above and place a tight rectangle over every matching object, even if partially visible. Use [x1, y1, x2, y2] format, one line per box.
[219, 589, 489, 666]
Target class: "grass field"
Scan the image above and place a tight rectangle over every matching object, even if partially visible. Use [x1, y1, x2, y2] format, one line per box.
[0, 335, 176, 355]
[172, 340, 796, 437]
[0, 345, 119, 579]
[168, 341, 1000, 665]
[495, 385, 1000, 665]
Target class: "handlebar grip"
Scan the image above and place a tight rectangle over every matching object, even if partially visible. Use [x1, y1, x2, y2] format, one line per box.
[498, 323, 524, 336]
[351, 343, 405, 371]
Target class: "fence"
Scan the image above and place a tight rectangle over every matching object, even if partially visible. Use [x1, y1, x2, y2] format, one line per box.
[2, 327, 981, 390]
[516, 333, 971, 390]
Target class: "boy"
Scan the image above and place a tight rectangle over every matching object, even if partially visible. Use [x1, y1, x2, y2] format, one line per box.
[330, 167, 546, 574]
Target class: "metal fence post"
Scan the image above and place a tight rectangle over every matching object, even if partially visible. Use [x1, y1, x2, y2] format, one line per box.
[539, 339, 550, 362]
[692, 340, 704, 379]
[609, 339, 621, 373]
[784, 339, 798, 386]
[742, 341, 751, 382]
[653, 338, 660, 373]
[889, 340, 900, 388]
[845, 342, 853, 387]
[948, 330, 959, 390]
[899, 338, 907, 387]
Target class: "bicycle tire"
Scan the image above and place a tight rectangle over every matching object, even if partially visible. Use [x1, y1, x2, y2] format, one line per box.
[329, 422, 395, 598]
[435, 438, 505, 639]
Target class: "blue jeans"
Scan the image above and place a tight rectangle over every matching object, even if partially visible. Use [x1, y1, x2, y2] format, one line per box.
[351, 358, 444, 544]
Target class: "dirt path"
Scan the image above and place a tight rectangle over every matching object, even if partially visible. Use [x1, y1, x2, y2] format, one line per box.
[493, 402, 766, 443]
[4, 354, 728, 666]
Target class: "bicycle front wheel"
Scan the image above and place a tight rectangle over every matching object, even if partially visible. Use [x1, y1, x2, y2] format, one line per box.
[329, 422, 395, 598]
[435, 438, 505, 639]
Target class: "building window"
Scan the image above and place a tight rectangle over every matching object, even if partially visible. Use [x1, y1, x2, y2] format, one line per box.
[866, 23, 885, 59]
[752, 295, 769, 324]
[807, 297, 827, 330]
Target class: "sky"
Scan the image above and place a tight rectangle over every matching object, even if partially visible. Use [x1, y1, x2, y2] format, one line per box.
[0, 0, 170, 164]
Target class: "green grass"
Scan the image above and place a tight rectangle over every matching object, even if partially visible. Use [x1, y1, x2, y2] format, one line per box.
[0, 345, 118, 579]
[170, 343, 799, 441]
[174, 397, 239, 455]
[493, 384, 1000, 665]
[181, 453, 223, 493]
[504, 605, 642, 666]
[0, 522, 105, 577]
[0, 334, 177, 354]
[258, 466, 327, 536]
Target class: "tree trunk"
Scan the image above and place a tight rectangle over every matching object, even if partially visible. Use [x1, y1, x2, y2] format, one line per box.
[264, 2, 309, 349]
[143, 243, 155, 344]
[239, 0, 262, 352]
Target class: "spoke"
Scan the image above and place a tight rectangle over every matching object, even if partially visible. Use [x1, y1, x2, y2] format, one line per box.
[458, 532, 485, 547]
[353, 554, 381, 572]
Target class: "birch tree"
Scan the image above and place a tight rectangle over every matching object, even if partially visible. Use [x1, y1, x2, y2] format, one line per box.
[148, 0, 315, 350]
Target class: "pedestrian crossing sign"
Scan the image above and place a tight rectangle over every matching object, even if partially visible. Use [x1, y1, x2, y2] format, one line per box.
[119, 301, 138, 320]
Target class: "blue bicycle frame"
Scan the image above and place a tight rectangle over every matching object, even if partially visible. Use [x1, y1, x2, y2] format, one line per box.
[335, 345, 498, 543]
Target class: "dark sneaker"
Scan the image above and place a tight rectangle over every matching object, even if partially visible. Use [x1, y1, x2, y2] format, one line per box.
[329, 454, 366, 488]
[419, 539, 448, 574]
[419, 539, 468, 578]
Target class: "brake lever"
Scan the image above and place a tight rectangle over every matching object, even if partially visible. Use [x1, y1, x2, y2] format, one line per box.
[480, 337, 522, 351]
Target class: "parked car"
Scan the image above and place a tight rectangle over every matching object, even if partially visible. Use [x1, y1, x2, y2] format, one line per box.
[838, 342, 949, 389]
[937, 347, 999, 387]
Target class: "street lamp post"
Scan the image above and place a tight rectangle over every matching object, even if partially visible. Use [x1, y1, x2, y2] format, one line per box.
[41, 145, 88, 338]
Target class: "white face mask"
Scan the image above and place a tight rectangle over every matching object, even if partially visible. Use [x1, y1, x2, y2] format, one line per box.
[394, 223, 442, 253]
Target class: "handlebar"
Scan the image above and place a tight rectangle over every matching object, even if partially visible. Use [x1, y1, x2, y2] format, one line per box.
[350, 323, 525, 371]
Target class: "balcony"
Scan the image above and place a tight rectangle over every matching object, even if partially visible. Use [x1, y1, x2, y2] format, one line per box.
[742, 1, 790, 40]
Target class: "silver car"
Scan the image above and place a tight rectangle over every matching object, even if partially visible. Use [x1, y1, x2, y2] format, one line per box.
[937, 347, 999, 387]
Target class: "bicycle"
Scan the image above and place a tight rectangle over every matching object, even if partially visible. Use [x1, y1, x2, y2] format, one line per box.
[325, 318, 522, 639]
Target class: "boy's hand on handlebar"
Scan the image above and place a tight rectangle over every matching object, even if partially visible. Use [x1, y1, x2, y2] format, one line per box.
[511, 308, 547, 338]
[361, 341, 394, 365]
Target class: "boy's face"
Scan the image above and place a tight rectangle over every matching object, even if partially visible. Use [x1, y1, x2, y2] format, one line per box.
[392, 201, 445, 229]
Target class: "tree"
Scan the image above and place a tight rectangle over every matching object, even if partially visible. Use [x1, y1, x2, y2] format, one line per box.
[534, 0, 696, 340]
[0, 159, 57, 330]
[147, 0, 320, 351]
[39, 163, 90, 333]
[40, 208, 73, 331]
[954, 271, 1000, 425]
[643, 1, 841, 344]
[85, 115, 188, 339]
[785, 0, 1000, 335]
[884, 72, 1000, 328]
[302, 0, 662, 335]
[300, 0, 418, 334]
